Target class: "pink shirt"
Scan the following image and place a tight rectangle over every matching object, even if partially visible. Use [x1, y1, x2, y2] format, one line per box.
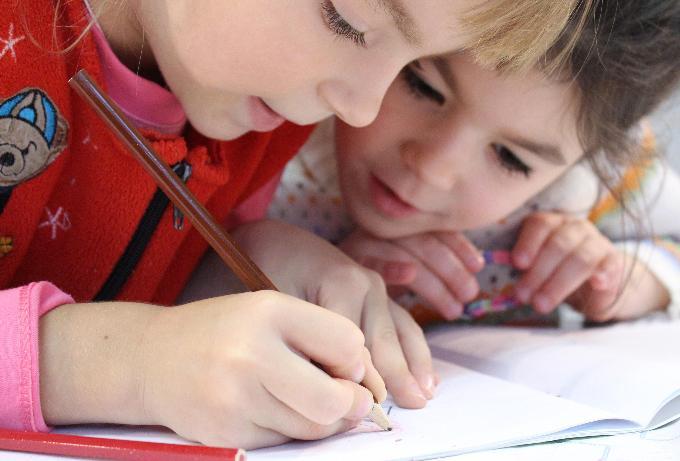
[0, 21, 275, 431]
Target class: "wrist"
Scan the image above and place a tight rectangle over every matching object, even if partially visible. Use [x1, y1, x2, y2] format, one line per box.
[39, 301, 161, 426]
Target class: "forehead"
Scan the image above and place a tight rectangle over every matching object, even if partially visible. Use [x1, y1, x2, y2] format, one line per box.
[393, 0, 487, 55]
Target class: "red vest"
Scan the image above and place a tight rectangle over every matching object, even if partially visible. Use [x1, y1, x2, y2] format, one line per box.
[0, 0, 313, 304]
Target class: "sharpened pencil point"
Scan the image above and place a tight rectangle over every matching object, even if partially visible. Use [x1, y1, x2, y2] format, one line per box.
[368, 403, 392, 431]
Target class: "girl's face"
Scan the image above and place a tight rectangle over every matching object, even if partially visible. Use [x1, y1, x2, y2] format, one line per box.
[126, 0, 477, 140]
[336, 53, 585, 239]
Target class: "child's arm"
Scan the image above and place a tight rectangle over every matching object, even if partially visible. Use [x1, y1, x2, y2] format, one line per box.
[232, 219, 436, 408]
[29, 290, 382, 448]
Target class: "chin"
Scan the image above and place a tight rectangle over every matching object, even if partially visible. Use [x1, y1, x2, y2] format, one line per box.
[186, 113, 249, 141]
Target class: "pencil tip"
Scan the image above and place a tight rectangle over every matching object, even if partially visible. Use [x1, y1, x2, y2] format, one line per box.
[368, 403, 392, 431]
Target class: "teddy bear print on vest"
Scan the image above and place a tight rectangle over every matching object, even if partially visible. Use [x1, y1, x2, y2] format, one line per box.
[0, 88, 68, 213]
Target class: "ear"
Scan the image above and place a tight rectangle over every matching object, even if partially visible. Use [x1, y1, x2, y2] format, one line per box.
[46, 115, 69, 165]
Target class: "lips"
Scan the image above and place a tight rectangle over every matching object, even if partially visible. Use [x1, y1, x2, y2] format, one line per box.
[248, 97, 285, 131]
[369, 175, 419, 219]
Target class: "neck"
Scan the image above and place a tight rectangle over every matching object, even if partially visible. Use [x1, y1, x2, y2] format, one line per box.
[86, 0, 163, 84]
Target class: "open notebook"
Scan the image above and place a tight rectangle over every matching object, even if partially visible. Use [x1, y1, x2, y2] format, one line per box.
[250, 321, 680, 460]
[34, 321, 679, 461]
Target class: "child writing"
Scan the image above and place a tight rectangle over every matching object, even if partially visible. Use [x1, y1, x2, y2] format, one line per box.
[0, 0, 591, 450]
[265, 0, 680, 328]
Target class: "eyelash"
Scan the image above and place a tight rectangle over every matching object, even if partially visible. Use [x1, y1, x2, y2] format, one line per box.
[492, 144, 532, 177]
[402, 64, 532, 178]
[401, 65, 445, 105]
[321, 1, 367, 48]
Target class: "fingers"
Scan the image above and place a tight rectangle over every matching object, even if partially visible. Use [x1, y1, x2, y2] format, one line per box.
[512, 213, 565, 269]
[396, 234, 480, 318]
[362, 286, 429, 409]
[529, 235, 609, 313]
[513, 214, 616, 313]
[360, 347, 388, 403]
[389, 300, 435, 399]
[363, 258, 418, 285]
[274, 292, 371, 384]
[436, 232, 485, 273]
[341, 231, 418, 286]
[260, 346, 370, 425]
[253, 377, 364, 445]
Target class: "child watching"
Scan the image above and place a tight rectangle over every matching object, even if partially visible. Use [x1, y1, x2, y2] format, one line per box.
[267, 0, 680, 327]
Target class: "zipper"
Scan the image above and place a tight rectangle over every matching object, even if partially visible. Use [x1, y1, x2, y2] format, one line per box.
[94, 161, 192, 301]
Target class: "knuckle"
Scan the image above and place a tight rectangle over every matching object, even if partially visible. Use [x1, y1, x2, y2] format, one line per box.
[548, 233, 575, 254]
[365, 269, 387, 292]
[331, 265, 373, 293]
[248, 290, 282, 314]
[376, 325, 400, 346]
[572, 250, 598, 269]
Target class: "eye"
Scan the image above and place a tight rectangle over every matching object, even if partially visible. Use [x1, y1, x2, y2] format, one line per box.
[401, 64, 445, 106]
[492, 143, 532, 178]
[321, 1, 366, 48]
[22, 141, 37, 157]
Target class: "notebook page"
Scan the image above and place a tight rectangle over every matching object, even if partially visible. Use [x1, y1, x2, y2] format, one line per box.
[427, 322, 680, 425]
[249, 360, 615, 461]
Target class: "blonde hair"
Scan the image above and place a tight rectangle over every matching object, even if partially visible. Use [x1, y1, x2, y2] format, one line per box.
[463, 0, 593, 72]
[31, 0, 589, 74]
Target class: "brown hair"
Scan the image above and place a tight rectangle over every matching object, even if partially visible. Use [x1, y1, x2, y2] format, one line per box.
[547, 0, 680, 306]
[549, 0, 680, 168]
[464, 0, 594, 72]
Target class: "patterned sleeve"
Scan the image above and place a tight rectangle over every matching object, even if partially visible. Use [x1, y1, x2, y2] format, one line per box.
[588, 127, 680, 318]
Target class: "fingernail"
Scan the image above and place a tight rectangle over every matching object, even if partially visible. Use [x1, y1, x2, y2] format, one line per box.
[515, 286, 530, 303]
[534, 294, 551, 313]
[351, 362, 366, 383]
[515, 252, 529, 268]
[461, 282, 478, 301]
[409, 381, 428, 401]
[421, 374, 436, 399]
[444, 303, 462, 320]
[469, 254, 485, 271]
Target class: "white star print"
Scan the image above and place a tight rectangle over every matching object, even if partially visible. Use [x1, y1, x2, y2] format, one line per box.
[0, 23, 25, 63]
[38, 206, 72, 240]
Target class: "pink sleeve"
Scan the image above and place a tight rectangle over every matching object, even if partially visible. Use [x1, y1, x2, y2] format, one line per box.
[224, 173, 282, 229]
[0, 282, 74, 431]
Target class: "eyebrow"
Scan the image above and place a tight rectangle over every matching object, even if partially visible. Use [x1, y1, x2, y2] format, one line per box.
[505, 135, 567, 165]
[373, 0, 421, 46]
[433, 56, 566, 166]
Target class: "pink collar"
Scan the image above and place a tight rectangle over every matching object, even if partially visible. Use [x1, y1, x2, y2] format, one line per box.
[90, 23, 187, 135]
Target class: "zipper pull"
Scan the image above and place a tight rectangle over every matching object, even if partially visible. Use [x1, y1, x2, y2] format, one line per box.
[172, 161, 192, 230]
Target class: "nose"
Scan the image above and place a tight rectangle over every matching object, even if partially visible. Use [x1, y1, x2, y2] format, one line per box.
[317, 80, 384, 127]
[400, 114, 477, 191]
[0, 152, 15, 167]
[400, 135, 463, 192]
[317, 61, 398, 127]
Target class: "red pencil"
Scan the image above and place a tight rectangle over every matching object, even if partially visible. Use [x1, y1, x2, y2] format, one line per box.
[0, 428, 245, 461]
